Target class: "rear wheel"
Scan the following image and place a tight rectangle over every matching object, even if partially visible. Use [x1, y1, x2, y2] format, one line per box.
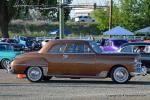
[26, 67, 43, 82]
[111, 66, 129, 84]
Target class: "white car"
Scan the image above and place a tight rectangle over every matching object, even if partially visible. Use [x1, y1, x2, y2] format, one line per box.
[41, 39, 51, 47]
[74, 16, 95, 22]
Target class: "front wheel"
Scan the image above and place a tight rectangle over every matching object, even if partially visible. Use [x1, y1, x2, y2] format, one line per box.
[111, 66, 130, 84]
[1, 59, 11, 71]
[26, 67, 43, 82]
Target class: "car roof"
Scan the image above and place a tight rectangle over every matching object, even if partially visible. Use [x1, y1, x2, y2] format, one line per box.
[109, 39, 127, 41]
[48, 39, 92, 43]
[0, 42, 10, 45]
[121, 42, 150, 47]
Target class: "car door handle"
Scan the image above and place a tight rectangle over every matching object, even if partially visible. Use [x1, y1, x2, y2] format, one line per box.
[63, 55, 68, 59]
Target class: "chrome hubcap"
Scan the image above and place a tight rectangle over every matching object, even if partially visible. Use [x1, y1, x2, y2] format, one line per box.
[2, 60, 11, 71]
[114, 67, 129, 83]
[27, 67, 42, 81]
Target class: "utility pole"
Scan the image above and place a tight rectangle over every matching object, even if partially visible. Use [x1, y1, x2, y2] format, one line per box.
[109, 0, 113, 30]
[58, 0, 64, 39]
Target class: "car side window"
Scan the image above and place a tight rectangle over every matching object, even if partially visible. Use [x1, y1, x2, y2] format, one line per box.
[65, 43, 92, 53]
[104, 41, 108, 46]
[104, 40, 112, 46]
[49, 43, 66, 53]
[79, 16, 82, 18]
[121, 46, 133, 52]
[146, 46, 150, 53]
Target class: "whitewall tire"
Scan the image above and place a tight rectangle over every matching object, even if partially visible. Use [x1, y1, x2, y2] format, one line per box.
[111, 66, 129, 84]
[26, 67, 43, 82]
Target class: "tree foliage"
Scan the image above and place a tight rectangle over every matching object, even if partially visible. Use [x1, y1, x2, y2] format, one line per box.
[92, 0, 150, 33]
[91, 8, 109, 32]
[0, 0, 71, 38]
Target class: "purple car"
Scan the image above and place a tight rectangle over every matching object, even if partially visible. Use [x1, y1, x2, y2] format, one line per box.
[101, 39, 128, 52]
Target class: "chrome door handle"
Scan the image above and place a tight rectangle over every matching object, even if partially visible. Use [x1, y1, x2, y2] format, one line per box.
[63, 55, 68, 59]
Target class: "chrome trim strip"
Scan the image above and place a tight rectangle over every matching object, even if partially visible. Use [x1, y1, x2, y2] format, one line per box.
[16, 64, 47, 67]
[48, 53, 95, 54]
[46, 71, 108, 78]
[96, 60, 135, 65]
[130, 72, 144, 76]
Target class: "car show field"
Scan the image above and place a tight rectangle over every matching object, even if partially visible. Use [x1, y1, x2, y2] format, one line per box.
[1, 0, 150, 100]
[1, 69, 150, 100]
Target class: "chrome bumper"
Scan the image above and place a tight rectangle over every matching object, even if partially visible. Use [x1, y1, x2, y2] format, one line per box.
[130, 66, 147, 76]
[8, 68, 14, 74]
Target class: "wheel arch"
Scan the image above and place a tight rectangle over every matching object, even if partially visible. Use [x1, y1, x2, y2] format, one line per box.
[24, 66, 48, 77]
[0, 58, 11, 65]
[107, 64, 128, 77]
[0, 58, 11, 62]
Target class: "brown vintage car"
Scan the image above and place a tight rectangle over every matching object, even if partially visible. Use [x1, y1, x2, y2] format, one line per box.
[10, 40, 147, 83]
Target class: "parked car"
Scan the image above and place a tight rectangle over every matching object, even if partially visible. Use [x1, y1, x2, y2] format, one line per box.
[14, 36, 27, 47]
[10, 40, 147, 83]
[118, 42, 150, 73]
[101, 39, 128, 52]
[74, 16, 95, 22]
[0, 42, 23, 71]
[0, 38, 25, 51]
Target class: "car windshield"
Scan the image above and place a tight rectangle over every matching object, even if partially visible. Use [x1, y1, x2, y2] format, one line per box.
[0, 44, 13, 51]
[113, 40, 128, 47]
[8, 39, 18, 43]
[89, 41, 102, 53]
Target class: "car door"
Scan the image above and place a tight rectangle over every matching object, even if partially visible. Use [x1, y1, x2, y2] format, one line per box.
[47, 43, 66, 75]
[62, 42, 96, 76]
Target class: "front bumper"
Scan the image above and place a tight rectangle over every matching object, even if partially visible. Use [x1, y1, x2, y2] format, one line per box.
[130, 66, 147, 76]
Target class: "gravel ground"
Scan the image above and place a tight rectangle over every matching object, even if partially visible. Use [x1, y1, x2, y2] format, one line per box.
[0, 69, 150, 100]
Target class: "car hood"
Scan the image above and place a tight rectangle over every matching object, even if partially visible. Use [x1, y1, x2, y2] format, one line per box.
[0, 50, 22, 54]
[0, 51, 23, 60]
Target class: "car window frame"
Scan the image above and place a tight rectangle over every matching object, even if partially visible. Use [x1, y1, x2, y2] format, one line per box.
[119, 45, 134, 53]
[48, 43, 67, 54]
[64, 42, 94, 54]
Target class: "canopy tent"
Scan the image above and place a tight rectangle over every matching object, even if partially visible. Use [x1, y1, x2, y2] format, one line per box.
[48, 29, 72, 35]
[135, 26, 150, 33]
[103, 26, 134, 35]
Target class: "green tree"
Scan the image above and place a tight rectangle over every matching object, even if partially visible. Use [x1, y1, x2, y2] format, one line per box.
[91, 0, 150, 32]
[0, 0, 57, 38]
[119, 0, 150, 31]
[91, 5, 120, 32]
[91, 8, 109, 32]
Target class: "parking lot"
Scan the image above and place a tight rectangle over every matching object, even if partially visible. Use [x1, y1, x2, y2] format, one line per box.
[0, 70, 150, 100]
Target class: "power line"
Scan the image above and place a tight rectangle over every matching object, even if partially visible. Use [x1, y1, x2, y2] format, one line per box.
[14, 4, 108, 9]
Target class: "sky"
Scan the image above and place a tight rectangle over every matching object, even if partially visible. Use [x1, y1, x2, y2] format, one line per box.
[71, 0, 108, 6]
[71, 0, 119, 6]
[70, 0, 109, 18]
[70, 0, 119, 18]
